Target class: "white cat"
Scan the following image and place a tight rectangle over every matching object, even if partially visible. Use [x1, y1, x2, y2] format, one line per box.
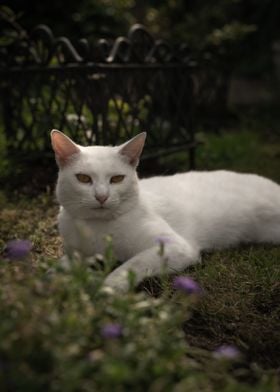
[51, 130, 280, 292]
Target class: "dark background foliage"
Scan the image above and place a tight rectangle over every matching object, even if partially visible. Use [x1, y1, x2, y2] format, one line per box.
[5, 0, 280, 76]
[1, 1, 280, 191]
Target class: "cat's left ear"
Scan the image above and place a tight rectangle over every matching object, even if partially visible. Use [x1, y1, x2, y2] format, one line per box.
[50, 129, 80, 167]
[119, 132, 147, 167]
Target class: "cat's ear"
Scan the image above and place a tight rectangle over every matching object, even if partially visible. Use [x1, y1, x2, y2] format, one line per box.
[50, 129, 80, 167]
[119, 132, 146, 167]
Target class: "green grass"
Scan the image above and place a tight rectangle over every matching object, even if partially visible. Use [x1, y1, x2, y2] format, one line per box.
[188, 247, 280, 367]
[164, 126, 280, 184]
[0, 124, 280, 390]
[196, 128, 280, 182]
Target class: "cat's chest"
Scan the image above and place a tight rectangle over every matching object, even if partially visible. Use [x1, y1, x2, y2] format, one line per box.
[58, 211, 135, 260]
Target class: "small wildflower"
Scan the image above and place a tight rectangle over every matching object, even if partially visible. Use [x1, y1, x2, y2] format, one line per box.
[213, 344, 240, 360]
[155, 235, 172, 246]
[101, 323, 123, 339]
[172, 276, 202, 295]
[4, 239, 32, 260]
[155, 235, 172, 256]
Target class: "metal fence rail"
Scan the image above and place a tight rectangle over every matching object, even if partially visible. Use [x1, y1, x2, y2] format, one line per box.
[0, 23, 197, 173]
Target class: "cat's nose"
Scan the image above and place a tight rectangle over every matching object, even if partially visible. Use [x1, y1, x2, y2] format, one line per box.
[95, 194, 109, 204]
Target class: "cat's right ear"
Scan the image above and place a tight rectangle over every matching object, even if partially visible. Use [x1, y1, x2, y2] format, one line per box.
[50, 130, 80, 167]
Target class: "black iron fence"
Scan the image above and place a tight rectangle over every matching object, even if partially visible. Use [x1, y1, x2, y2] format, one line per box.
[0, 23, 197, 175]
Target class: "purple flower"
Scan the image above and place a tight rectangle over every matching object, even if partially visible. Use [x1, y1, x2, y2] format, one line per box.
[155, 235, 172, 246]
[172, 276, 202, 295]
[155, 236, 173, 256]
[4, 239, 32, 260]
[213, 344, 240, 360]
[101, 323, 123, 339]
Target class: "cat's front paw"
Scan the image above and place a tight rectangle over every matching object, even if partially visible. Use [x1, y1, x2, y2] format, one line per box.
[103, 270, 130, 293]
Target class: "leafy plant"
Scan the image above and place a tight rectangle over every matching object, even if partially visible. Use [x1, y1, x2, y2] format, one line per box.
[0, 241, 277, 391]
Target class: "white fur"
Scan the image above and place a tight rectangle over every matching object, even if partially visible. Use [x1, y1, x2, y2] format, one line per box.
[52, 132, 280, 292]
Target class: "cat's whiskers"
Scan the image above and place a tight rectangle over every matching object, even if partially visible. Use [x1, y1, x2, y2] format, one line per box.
[62, 197, 121, 214]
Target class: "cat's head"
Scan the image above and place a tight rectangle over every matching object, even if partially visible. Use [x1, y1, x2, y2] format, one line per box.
[51, 130, 146, 220]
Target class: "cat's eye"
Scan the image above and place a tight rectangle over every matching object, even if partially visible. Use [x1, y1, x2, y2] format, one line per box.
[76, 173, 92, 184]
[110, 175, 125, 184]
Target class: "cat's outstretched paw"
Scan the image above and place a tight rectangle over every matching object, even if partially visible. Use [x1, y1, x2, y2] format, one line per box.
[103, 270, 130, 293]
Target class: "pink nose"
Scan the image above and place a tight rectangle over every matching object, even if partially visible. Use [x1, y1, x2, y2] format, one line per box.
[95, 194, 108, 204]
